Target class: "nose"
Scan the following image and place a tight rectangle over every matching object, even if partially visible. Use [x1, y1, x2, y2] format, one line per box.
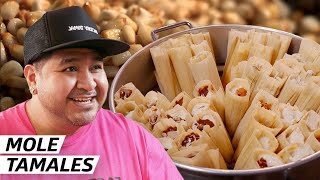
[76, 70, 97, 91]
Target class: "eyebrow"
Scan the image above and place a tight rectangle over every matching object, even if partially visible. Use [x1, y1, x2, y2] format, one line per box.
[59, 55, 103, 65]
[60, 57, 77, 64]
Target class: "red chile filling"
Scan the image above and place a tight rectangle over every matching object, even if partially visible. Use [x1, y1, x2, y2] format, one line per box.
[198, 86, 209, 96]
[257, 158, 268, 168]
[196, 119, 215, 131]
[317, 137, 320, 142]
[120, 89, 132, 99]
[181, 133, 200, 147]
[176, 98, 183, 106]
[259, 100, 272, 110]
[162, 127, 177, 136]
[236, 88, 247, 96]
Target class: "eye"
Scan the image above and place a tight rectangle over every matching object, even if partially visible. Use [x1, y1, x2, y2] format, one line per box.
[93, 64, 102, 70]
[91, 64, 103, 72]
[65, 66, 78, 72]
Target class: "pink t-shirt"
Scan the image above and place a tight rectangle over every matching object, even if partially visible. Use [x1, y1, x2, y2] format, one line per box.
[0, 102, 183, 180]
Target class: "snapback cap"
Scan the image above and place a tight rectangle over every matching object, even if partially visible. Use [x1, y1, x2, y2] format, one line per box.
[24, 6, 130, 65]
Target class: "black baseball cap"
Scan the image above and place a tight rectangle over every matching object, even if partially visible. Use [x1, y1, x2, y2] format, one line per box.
[24, 6, 130, 65]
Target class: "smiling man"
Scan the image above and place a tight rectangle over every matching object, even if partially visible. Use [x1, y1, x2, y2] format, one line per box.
[0, 6, 183, 180]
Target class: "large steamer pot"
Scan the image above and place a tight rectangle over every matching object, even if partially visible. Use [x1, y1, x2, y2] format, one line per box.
[109, 23, 320, 180]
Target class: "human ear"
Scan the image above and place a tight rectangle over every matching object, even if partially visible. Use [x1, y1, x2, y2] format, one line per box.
[24, 65, 38, 95]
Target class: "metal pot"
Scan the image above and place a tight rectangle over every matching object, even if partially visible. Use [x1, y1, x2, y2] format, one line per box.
[109, 22, 320, 180]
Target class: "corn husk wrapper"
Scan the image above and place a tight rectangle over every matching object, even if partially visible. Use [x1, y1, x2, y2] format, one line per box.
[222, 41, 251, 87]
[152, 118, 185, 139]
[188, 51, 222, 89]
[233, 90, 280, 148]
[278, 143, 315, 163]
[278, 74, 310, 106]
[187, 97, 217, 117]
[178, 34, 193, 45]
[160, 35, 192, 49]
[234, 129, 279, 169]
[158, 137, 179, 155]
[275, 33, 292, 61]
[169, 91, 192, 109]
[306, 129, 320, 152]
[203, 32, 214, 53]
[236, 108, 282, 160]
[175, 128, 217, 150]
[278, 103, 305, 131]
[206, 148, 228, 169]
[266, 32, 281, 64]
[272, 58, 306, 77]
[298, 38, 320, 63]
[190, 110, 225, 132]
[226, 29, 249, 59]
[144, 91, 171, 110]
[283, 53, 306, 64]
[298, 110, 320, 138]
[304, 56, 320, 75]
[277, 124, 305, 151]
[311, 76, 320, 84]
[171, 144, 213, 168]
[188, 32, 214, 51]
[204, 123, 234, 163]
[190, 32, 205, 45]
[150, 46, 180, 100]
[210, 88, 225, 122]
[116, 101, 147, 124]
[294, 78, 320, 112]
[158, 38, 173, 49]
[168, 46, 196, 96]
[241, 148, 284, 170]
[230, 61, 247, 81]
[193, 80, 225, 121]
[250, 70, 287, 102]
[144, 106, 166, 127]
[247, 30, 266, 44]
[190, 40, 212, 55]
[241, 56, 273, 92]
[114, 82, 145, 107]
[165, 105, 192, 130]
[248, 42, 273, 63]
[225, 78, 251, 137]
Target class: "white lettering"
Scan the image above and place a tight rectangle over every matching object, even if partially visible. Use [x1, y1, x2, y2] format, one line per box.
[68, 25, 98, 34]
[68, 25, 83, 31]
[84, 26, 98, 34]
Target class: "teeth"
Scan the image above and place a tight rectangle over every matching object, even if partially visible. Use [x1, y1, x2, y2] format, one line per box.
[72, 97, 92, 102]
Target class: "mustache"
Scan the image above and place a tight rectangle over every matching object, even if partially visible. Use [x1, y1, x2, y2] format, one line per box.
[68, 90, 97, 98]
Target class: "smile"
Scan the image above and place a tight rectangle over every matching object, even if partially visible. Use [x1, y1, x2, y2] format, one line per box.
[71, 97, 93, 102]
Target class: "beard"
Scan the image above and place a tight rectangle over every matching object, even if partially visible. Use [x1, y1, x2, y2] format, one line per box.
[36, 87, 100, 127]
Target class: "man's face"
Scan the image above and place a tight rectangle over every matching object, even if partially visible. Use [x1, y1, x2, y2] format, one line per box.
[35, 48, 108, 126]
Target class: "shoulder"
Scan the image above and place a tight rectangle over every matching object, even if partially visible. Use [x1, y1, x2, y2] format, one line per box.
[1, 104, 17, 116]
[0, 102, 32, 134]
[0, 102, 25, 121]
[95, 109, 161, 156]
[96, 109, 144, 131]
[96, 109, 151, 142]
[96, 110, 182, 179]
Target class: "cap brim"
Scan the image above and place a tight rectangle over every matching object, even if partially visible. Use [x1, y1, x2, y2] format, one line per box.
[43, 38, 130, 58]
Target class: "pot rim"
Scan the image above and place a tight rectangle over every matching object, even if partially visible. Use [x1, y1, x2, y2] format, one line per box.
[109, 24, 320, 174]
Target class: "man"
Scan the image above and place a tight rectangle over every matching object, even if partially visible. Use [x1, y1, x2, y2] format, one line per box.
[0, 6, 183, 180]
